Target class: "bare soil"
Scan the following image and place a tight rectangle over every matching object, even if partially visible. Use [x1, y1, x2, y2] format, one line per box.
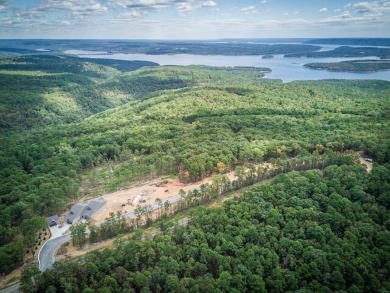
[56, 238, 115, 262]
[0, 269, 21, 289]
[359, 157, 373, 172]
[92, 171, 237, 223]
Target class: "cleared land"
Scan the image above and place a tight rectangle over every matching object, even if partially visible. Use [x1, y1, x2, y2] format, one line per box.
[91, 172, 237, 223]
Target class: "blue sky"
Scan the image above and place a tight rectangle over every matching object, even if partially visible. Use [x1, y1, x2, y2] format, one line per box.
[0, 0, 389, 39]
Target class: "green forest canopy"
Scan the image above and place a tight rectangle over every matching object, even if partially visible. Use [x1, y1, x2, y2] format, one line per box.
[21, 163, 390, 292]
[0, 55, 389, 276]
[304, 60, 390, 73]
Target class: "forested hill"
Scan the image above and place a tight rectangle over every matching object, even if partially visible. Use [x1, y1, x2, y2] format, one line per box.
[0, 55, 157, 132]
[0, 59, 389, 276]
[0, 56, 272, 132]
[21, 164, 390, 292]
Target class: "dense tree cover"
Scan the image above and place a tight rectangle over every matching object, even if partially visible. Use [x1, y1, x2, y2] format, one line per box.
[0, 56, 271, 132]
[304, 60, 390, 72]
[21, 162, 390, 292]
[0, 39, 321, 56]
[0, 55, 158, 131]
[285, 46, 390, 58]
[1, 62, 389, 273]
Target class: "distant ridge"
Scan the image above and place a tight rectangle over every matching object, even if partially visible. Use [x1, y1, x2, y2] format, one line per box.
[305, 38, 390, 47]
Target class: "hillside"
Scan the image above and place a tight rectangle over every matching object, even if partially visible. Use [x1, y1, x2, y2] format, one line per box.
[0, 56, 272, 132]
[0, 55, 158, 131]
[0, 61, 389, 275]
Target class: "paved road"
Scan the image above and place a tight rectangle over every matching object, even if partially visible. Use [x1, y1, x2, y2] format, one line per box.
[37, 192, 186, 271]
[38, 233, 71, 271]
[2, 193, 189, 293]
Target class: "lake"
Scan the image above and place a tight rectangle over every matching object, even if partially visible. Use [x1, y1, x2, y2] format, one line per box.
[65, 50, 390, 82]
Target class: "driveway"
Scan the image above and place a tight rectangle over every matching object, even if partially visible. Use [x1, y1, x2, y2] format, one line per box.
[38, 233, 71, 271]
[49, 223, 71, 238]
[38, 191, 187, 271]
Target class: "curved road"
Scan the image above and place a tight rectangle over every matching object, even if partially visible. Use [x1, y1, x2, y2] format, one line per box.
[37, 192, 184, 271]
[38, 233, 71, 271]
[1, 193, 188, 293]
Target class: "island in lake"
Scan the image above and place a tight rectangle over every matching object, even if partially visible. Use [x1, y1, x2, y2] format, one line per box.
[305, 59, 390, 72]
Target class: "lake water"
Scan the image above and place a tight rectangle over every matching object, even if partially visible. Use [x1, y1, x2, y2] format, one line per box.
[66, 50, 390, 82]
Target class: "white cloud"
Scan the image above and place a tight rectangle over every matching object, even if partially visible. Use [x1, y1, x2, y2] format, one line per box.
[111, 0, 171, 10]
[326, 11, 352, 21]
[111, 0, 217, 13]
[38, 0, 108, 15]
[352, 1, 390, 14]
[1, 0, 390, 38]
[119, 10, 147, 17]
[260, 0, 267, 3]
[353, 2, 378, 13]
[176, 1, 216, 13]
[241, 6, 258, 13]
[201, 1, 217, 7]
[354, 2, 375, 12]
[0, 0, 10, 12]
[177, 2, 193, 12]
[2, 13, 390, 38]
[283, 11, 299, 16]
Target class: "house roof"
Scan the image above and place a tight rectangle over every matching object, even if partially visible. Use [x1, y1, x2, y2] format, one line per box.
[82, 198, 107, 219]
[65, 202, 88, 223]
[46, 215, 59, 225]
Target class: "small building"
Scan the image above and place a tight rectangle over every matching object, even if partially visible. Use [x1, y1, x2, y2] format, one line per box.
[82, 198, 107, 219]
[46, 215, 59, 227]
[65, 203, 88, 224]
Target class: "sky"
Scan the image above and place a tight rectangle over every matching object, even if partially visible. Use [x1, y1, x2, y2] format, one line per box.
[0, 0, 390, 39]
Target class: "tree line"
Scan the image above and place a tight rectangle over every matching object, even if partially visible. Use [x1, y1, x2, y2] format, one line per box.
[72, 152, 358, 247]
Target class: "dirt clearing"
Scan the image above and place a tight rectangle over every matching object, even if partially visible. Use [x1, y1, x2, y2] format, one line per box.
[92, 171, 237, 223]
